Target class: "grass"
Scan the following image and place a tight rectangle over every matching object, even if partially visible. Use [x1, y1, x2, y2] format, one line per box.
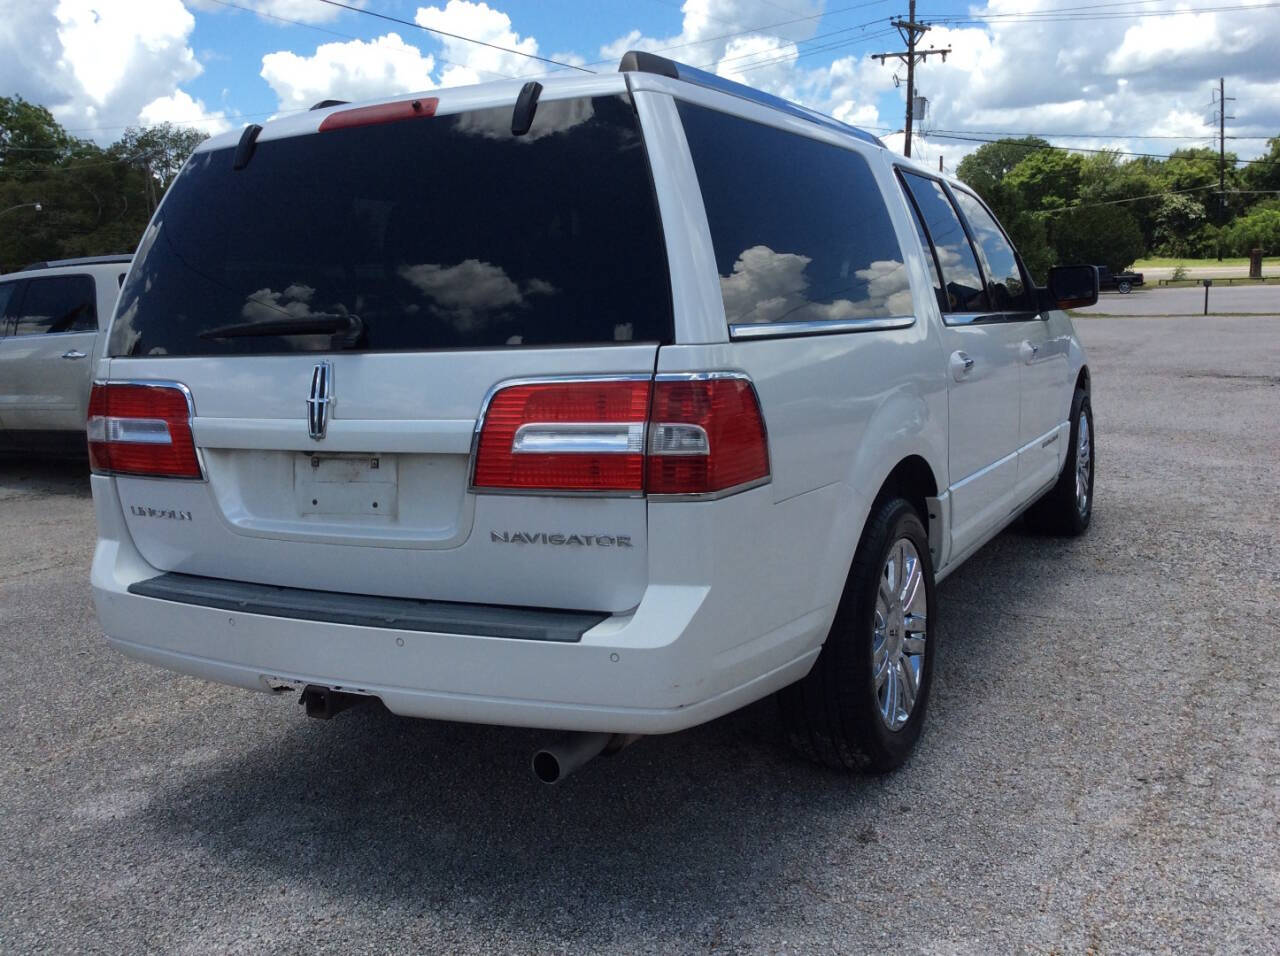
[1132, 256, 1280, 269]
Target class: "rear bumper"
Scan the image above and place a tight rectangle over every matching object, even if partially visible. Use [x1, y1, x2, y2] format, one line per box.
[90, 476, 825, 734]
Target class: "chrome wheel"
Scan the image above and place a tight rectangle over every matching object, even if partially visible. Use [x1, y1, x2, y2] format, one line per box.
[1075, 412, 1092, 518]
[872, 538, 928, 731]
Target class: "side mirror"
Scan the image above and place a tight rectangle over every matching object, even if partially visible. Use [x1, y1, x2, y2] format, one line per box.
[1042, 264, 1099, 311]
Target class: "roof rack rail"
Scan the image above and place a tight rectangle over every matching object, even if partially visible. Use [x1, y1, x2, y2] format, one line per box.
[19, 254, 133, 272]
[618, 50, 885, 149]
[310, 99, 350, 110]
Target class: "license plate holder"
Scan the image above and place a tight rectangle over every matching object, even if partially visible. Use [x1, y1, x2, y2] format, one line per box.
[295, 454, 398, 517]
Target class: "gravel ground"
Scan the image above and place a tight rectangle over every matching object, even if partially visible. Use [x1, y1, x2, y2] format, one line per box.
[1, 316, 1277, 953]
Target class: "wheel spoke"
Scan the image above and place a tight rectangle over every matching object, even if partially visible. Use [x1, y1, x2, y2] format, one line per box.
[883, 663, 898, 721]
[902, 634, 926, 655]
[873, 639, 890, 686]
[897, 657, 917, 715]
[901, 562, 924, 617]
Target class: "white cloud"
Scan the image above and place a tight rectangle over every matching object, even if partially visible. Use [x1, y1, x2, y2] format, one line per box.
[188, 0, 362, 24]
[0, 0, 210, 143]
[414, 1, 541, 85]
[139, 90, 231, 136]
[260, 33, 437, 112]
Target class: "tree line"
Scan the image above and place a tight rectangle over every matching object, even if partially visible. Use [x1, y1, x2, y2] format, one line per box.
[0, 95, 207, 274]
[956, 135, 1280, 280]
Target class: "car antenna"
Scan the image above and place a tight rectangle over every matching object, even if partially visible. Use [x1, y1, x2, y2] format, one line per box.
[511, 81, 542, 137]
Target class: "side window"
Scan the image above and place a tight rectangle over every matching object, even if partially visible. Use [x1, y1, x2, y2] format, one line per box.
[899, 172, 990, 314]
[951, 190, 1032, 312]
[677, 101, 914, 330]
[11, 275, 97, 335]
[898, 177, 947, 314]
[0, 281, 21, 336]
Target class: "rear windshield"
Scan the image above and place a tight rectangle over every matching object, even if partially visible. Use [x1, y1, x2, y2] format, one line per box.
[109, 94, 673, 357]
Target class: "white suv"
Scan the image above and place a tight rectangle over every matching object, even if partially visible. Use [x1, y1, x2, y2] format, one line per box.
[0, 255, 130, 455]
[88, 53, 1097, 780]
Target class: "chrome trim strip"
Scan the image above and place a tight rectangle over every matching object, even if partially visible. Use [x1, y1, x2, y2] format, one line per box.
[89, 378, 207, 481]
[649, 474, 771, 502]
[728, 315, 914, 340]
[949, 447, 1017, 492]
[511, 421, 645, 455]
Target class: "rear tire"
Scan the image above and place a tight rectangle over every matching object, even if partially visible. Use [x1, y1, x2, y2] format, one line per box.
[1117, 279, 1132, 294]
[1025, 388, 1094, 536]
[778, 497, 937, 773]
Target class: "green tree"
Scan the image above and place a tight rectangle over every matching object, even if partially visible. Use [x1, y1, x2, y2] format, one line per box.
[1222, 205, 1280, 255]
[1240, 137, 1280, 205]
[1050, 203, 1145, 272]
[1151, 193, 1209, 257]
[1005, 150, 1085, 211]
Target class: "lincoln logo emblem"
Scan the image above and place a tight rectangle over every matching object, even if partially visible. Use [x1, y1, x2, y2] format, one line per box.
[307, 361, 333, 440]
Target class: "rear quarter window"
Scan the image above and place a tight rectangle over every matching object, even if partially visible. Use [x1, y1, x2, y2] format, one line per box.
[677, 101, 913, 331]
[110, 94, 672, 357]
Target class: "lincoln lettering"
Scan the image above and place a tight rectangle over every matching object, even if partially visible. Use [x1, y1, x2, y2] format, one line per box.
[490, 531, 632, 548]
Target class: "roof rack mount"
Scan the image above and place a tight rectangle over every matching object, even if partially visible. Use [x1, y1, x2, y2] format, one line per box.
[618, 50, 884, 149]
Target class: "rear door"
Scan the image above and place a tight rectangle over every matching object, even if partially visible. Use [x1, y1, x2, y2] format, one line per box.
[104, 89, 672, 614]
[899, 171, 1022, 558]
[0, 273, 98, 433]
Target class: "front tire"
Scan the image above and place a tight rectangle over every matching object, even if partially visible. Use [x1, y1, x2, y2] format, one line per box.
[779, 497, 937, 773]
[1025, 387, 1094, 536]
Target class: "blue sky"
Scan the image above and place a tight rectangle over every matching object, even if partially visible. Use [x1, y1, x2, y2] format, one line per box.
[3, 1, 1277, 167]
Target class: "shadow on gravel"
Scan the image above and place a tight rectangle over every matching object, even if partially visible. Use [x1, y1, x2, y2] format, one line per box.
[0, 454, 91, 498]
[138, 517, 1081, 944]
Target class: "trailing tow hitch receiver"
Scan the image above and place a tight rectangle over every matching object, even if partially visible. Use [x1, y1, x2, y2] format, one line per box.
[299, 684, 370, 719]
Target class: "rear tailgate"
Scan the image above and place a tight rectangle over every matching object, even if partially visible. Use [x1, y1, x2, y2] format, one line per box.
[102, 87, 671, 614]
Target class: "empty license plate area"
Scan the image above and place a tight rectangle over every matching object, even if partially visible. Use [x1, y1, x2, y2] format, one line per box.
[295, 454, 398, 517]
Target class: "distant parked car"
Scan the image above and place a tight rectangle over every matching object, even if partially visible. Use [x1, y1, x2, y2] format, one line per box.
[1096, 265, 1144, 293]
[0, 255, 131, 455]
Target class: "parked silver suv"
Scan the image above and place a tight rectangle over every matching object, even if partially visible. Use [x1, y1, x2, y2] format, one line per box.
[88, 53, 1097, 780]
[0, 255, 130, 455]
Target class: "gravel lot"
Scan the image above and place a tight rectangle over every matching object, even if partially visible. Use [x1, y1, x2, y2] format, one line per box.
[2, 316, 1277, 953]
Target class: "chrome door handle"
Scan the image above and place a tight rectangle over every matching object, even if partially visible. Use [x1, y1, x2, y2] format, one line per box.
[1020, 341, 1040, 364]
[61, 349, 87, 360]
[950, 350, 975, 381]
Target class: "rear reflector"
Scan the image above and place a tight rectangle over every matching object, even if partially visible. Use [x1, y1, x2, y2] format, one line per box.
[318, 97, 439, 132]
[647, 376, 770, 495]
[472, 374, 770, 497]
[87, 383, 202, 479]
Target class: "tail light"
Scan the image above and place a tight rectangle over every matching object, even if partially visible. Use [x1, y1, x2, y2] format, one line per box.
[87, 382, 202, 479]
[472, 373, 769, 497]
[647, 375, 770, 496]
[473, 379, 650, 492]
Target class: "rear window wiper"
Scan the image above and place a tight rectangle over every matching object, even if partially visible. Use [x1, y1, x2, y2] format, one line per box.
[199, 313, 364, 345]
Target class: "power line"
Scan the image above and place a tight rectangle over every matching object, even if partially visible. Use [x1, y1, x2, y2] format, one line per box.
[1037, 183, 1217, 215]
[926, 131, 1280, 167]
[926, 0, 1280, 25]
[205, 0, 513, 79]
[929, 127, 1273, 141]
[310, 0, 594, 74]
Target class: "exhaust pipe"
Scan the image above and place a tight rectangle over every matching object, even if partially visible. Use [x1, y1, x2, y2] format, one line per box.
[531, 732, 641, 784]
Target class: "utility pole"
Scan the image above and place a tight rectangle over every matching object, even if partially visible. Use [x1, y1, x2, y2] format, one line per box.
[872, 0, 950, 158]
[1210, 77, 1235, 260]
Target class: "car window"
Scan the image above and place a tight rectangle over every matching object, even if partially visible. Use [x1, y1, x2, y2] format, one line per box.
[0, 280, 20, 336]
[898, 172, 990, 314]
[109, 95, 673, 357]
[898, 178, 947, 314]
[11, 275, 97, 335]
[677, 101, 913, 330]
[951, 189, 1032, 312]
